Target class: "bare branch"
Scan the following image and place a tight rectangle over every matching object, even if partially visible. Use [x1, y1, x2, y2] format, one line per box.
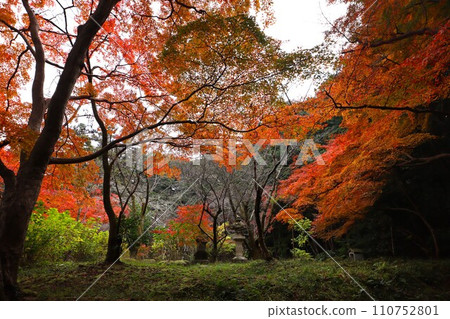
[366, 28, 436, 48]
[174, 0, 207, 15]
[49, 118, 264, 164]
[0, 20, 36, 57]
[69, 94, 167, 105]
[324, 89, 450, 116]
[6, 48, 29, 111]
[398, 153, 450, 166]
[197, 204, 213, 241]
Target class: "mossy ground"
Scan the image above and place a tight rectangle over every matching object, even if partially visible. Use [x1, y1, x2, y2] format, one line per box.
[18, 258, 450, 301]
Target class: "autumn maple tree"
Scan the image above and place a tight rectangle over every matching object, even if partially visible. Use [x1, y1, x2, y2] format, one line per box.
[277, 0, 449, 243]
[84, 11, 302, 263]
[0, 0, 447, 302]
[152, 204, 212, 259]
[0, 0, 287, 300]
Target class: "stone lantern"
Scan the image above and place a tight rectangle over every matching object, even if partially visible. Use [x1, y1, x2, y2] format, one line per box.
[194, 237, 209, 262]
[348, 248, 364, 261]
[228, 218, 248, 262]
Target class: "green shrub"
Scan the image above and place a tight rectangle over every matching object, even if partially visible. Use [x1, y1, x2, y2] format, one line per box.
[24, 202, 108, 263]
[290, 218, 313, 260]
[291, 248, 313, 260]
[121, 208, 152, 258]
[211, 238, 235, 261]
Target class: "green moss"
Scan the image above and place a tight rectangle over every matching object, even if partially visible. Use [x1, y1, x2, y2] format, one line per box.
[18, 258, 450, 301]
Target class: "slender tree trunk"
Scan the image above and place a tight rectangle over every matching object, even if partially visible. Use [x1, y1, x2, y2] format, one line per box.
[246, 235, 262, 259]
[129, 246, 139, 259]
[253, 185, 272, 260]
[88, 60, 122, 265]
[211, 217, 218, 262]
[102, 153, 123, 264]
[390, 225, 396, 257]
[105, 216, 121, 264]
[240, 203, 262, 259]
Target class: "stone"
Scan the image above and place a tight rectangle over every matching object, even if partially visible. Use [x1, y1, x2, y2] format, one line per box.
[348, 248, 364, 261]
[194, 237, 209, 262]
[230, 233, 247, 262]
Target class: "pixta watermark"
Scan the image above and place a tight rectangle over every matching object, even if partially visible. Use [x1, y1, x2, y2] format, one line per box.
[123, 138, 325, 173]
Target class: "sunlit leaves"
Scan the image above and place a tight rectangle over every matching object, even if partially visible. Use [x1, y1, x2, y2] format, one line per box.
[277, 0, 449, 239]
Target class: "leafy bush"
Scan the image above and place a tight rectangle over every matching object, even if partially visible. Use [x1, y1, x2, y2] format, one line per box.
[23, 202, 108, 263]
[215, 240, 236, 261]
[151, 226, 195, 260]
[121, 209, 152, 258]
[136, 244, 152, 259]
[290, 218, 313, 260]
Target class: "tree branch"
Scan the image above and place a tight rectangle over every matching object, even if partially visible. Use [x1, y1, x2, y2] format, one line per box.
[26, 0, 121, 171]
[342, 28, 437, 54]
[6, 48, 29, 111]
[49, 119, 264, 164]
[174, 0, 207, 15]
[69, 94, 167, 105]
[0, 19, 36, 57]
[197, 204, 213, 241]
[22, 0, 46, 132]
[367, 28, 436, 48]
[0, 157, 15, 187]
[398, 153, 450, 166]
[324, 89, 450, 116]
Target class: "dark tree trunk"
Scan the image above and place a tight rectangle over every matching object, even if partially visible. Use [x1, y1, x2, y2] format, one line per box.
[129, 246, 139, 259]
[211, 217, 219, 262]
[0, 0, 119, 299]
[253, 185, 272, 260]
[87, 59, 122, 265]
[105, 217, 122, 264]
[0, 163, 47, 299]
[246, 238, 263, 259]
[0, 201, 31, 300]
[240, 203, 262, 259]
[101, 155, 123, 264]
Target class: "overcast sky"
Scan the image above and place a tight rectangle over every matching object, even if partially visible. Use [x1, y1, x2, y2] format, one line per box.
[263, 0, 347, 99]
[24, 1, 348, 104]
[266, 0, 347, 50]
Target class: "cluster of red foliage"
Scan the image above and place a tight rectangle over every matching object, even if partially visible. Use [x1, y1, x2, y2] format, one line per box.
[154, 204, 212, 247]
[277, 0, 449, 238]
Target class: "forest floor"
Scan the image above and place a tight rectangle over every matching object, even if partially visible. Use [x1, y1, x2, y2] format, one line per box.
[18, 258, 450, 301]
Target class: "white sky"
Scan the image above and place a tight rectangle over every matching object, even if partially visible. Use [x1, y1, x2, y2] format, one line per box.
[266, 0, 347, 51]
[21, 1, 348, 105]
[264, 0, 348, 100]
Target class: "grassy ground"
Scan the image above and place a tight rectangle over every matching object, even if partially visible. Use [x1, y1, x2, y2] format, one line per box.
[18, 258, 450, 301]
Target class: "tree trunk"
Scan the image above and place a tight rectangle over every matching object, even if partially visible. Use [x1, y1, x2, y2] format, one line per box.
[211, 217, 218, 262]
[102, 156, 123, 264]
[88, 84, 122, 265]
[0, 198, 27, 300]
[246, 238, 263, 259]
[0, 165, 46, 300]
[0, 0, 119, 299]
[240, 203, 262, 259]
[129, 246, 139, 259]
[105, 217, 122, 264]
[253, 185, 272, 260]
